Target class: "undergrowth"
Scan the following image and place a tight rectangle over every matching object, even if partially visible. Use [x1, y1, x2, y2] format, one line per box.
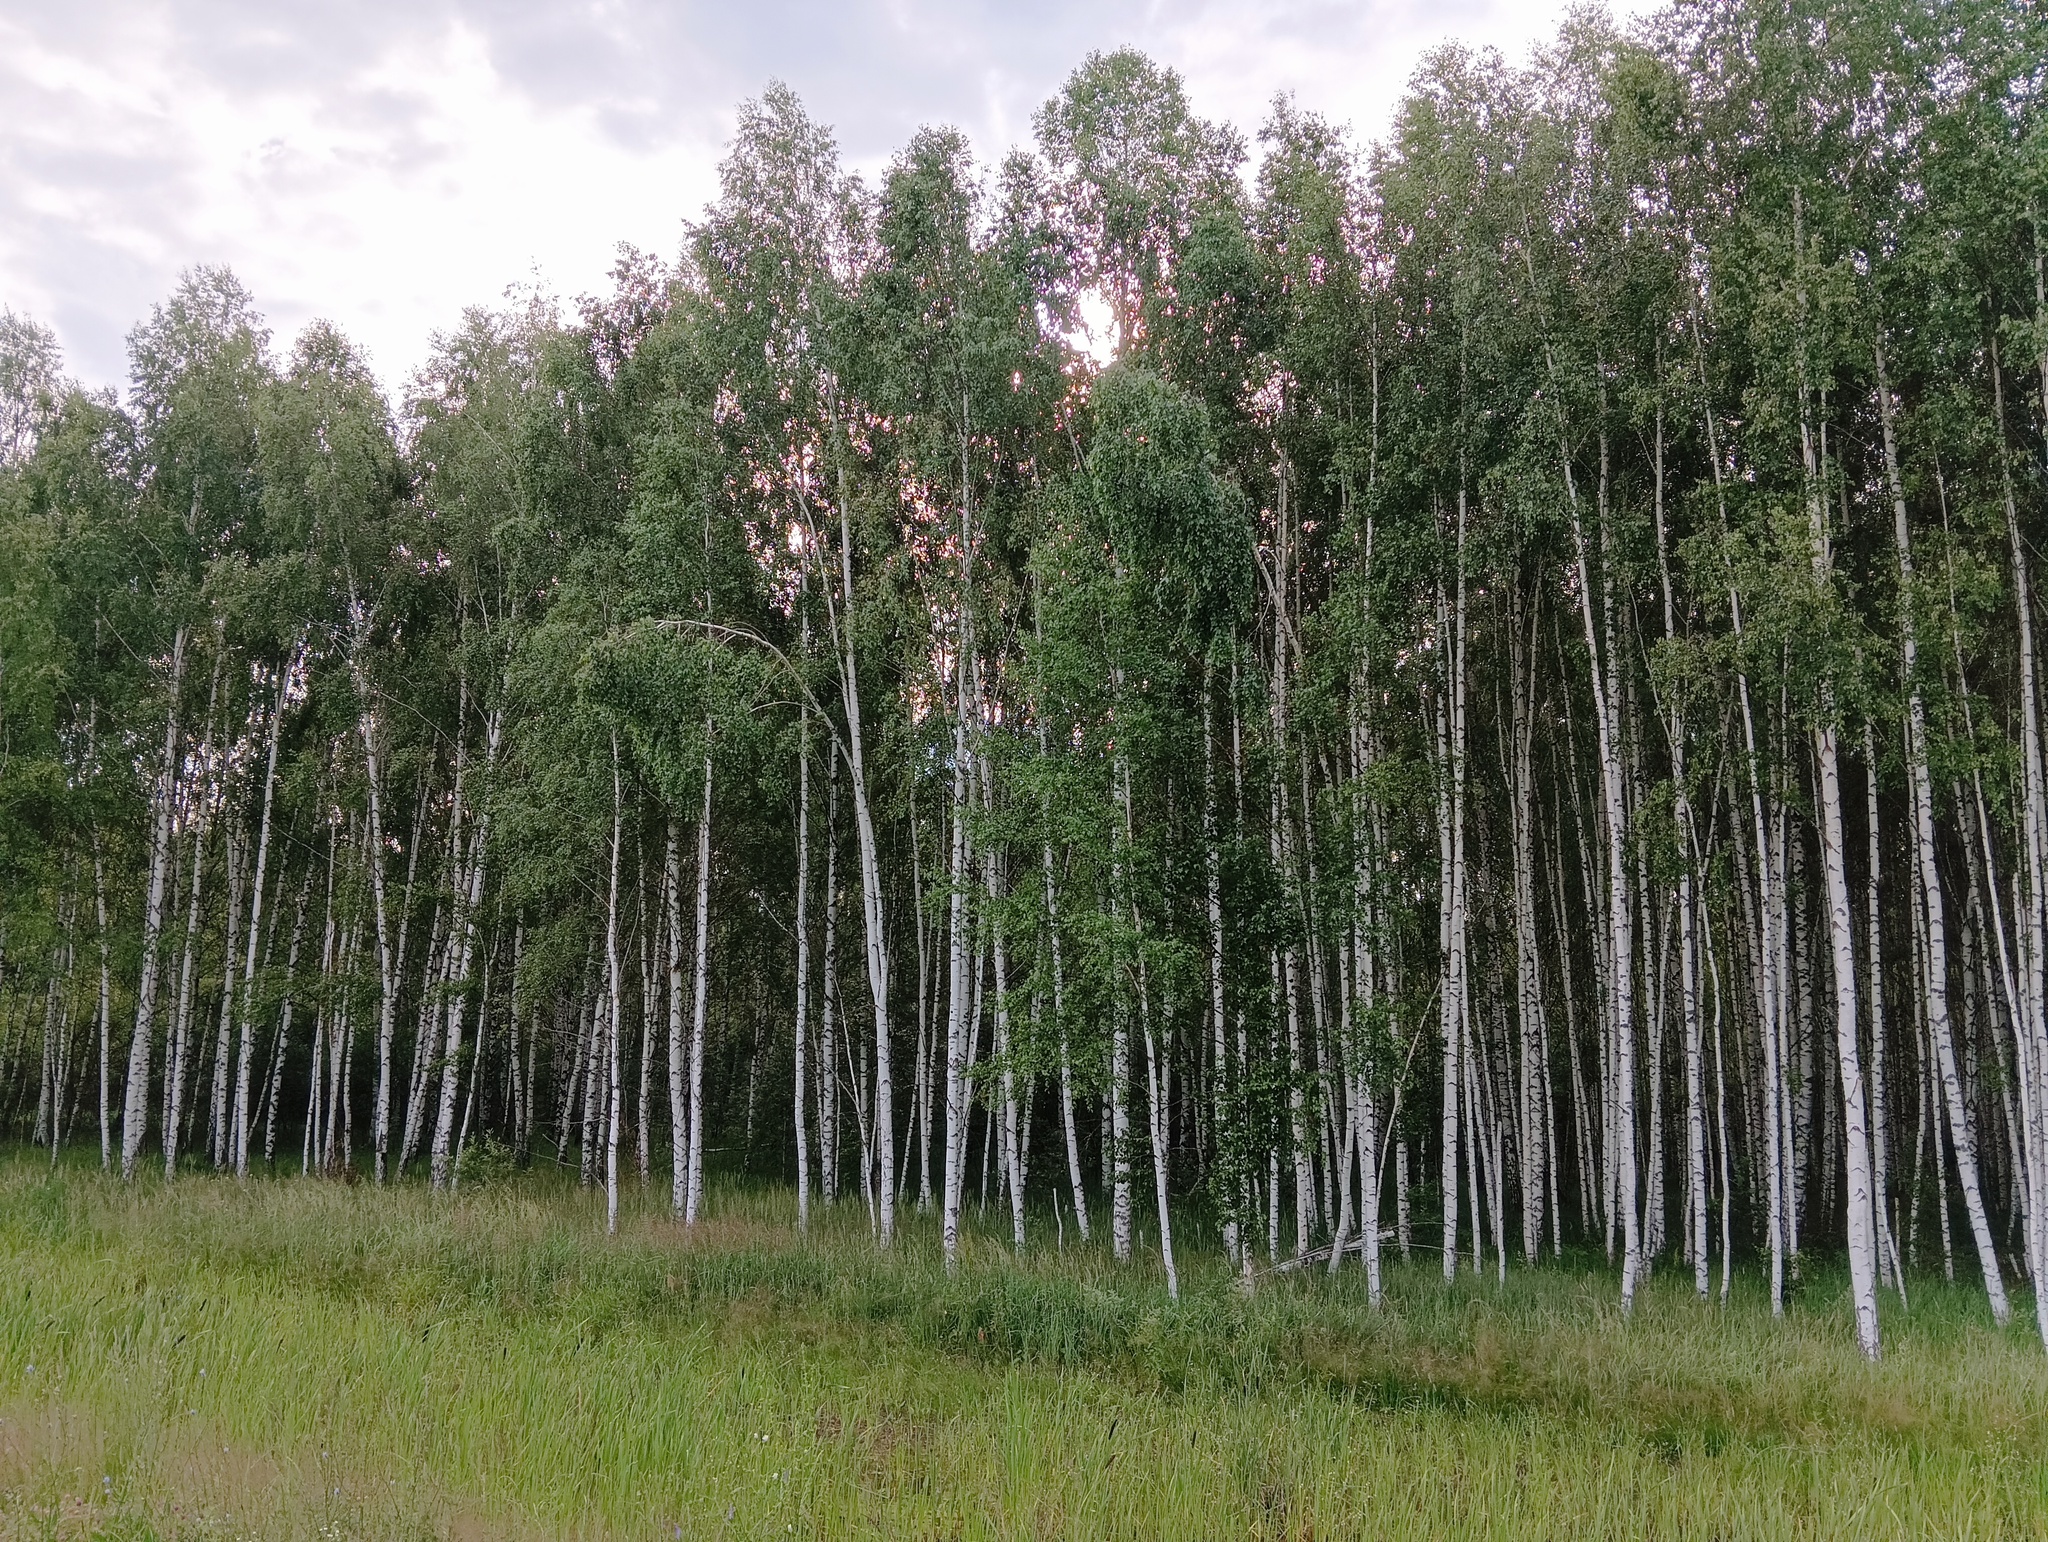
[0, 1154, 2039, 1539]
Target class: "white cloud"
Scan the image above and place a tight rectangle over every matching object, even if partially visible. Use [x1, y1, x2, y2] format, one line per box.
[0, 0, 1653, 399]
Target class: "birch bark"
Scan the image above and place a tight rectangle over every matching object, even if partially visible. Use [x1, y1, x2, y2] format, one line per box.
[120, 624, 189, 1180]
[794, 707, 813, 1231]
[1794, 220, 1880, 1355]
[685, 745, 714, 1225]
[1875, 341, 2008, 1321]
[236, 645, 291, 1176]
[604, 735, 625, 1234]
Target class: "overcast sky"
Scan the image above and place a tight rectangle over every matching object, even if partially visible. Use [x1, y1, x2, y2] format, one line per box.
[1, 0, 1649, 399]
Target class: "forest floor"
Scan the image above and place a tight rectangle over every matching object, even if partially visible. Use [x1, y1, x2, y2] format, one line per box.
[0, 1153, 2041, 1540]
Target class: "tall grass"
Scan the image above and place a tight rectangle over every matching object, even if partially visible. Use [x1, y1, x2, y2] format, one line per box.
[0, 1153, 2039, 1539]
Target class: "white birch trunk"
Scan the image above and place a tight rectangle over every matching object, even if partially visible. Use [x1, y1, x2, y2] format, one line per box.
[666, 820, 688, 1214]
[794, 710, 813, 1232]
[121, 624, 189, 1180]
[1510, 596, 1547, 1266]
[990, 844, 1025, 1254]
[349, 619, 401, 1187]
[604, 735, 625, 1234]
[1875, 343, 2009, 1321]
[1436, 660, 1461, 1282]
[1991, 344, 2048, 1348]
[1794, 247, 1880, 1354]
[833, 473, 896, 1245]
[430, 703, 499, 1190]
[93, 840, 111, 1170]
[942, 639, 973, 1270]
[686, 745, 714, 1225]
[1650, 402, 1708, 1296]
[235, 648, 290, 1176]
[1861, 727, 1897, 1292]
[1815, 724, 1884, 1359]
[207, 825, 243, 1166]
[1204, 661, 1236, 1264]
[164, 681, 220, 1181]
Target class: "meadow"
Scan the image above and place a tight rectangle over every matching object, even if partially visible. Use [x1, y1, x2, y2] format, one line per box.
[0, 1153, 2041, 1540]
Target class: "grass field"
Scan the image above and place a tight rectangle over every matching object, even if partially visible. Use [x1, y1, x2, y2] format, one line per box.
[0, 1154, 2041, 1539]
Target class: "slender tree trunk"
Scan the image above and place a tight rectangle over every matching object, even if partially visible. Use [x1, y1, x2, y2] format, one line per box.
[942, 632, 973, 1270]
[636, 850, 655, 1185]
[349, 628, 401, 1188]
[1048, 842, 1087, 1242]
[832, 469, 896, 1245]
[820, 760, 840, 1206]
[207, 824, 244, 1167]
[666, 820, 688, 1213]
[604, 734, 625, 1234]
[1990, 341, 2048, 1347]
[235, 648, 290, 1176]
[305, 831, 338, 1176]
[1110, 759, 1135, 1265]
[988, 838, 1025, 1254]
[1694, 302, 1789, 1308]
[401, 895, 449, 1175]
[1204, 658, 1237, 1265]
[1510, 592, 1548, 1267]
[1860, 726, 1897, 1291]
[1578, 422, 1642, 1310]
[263, 866, 313, 1168]
[163, 705, 217, 1182]
[92, 838, 111, 1170]
[1795, 230, 1880, 1356]
[1137, 947, 1178, 1297]
[431, 703, 500, 1190]
[794, 707, 813, 1232]
[1437, 662, 1462, 1282]
[910, 787, 931, 1211]
[1349, 663, 1385, 1303]
[121, 624, 189, 1180]
[1649, 398, 1708, 1296]
[1876, 341, 2009, 1320]
[1439, 491, 1472, 1282]
[685, 744, 714, 1225]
